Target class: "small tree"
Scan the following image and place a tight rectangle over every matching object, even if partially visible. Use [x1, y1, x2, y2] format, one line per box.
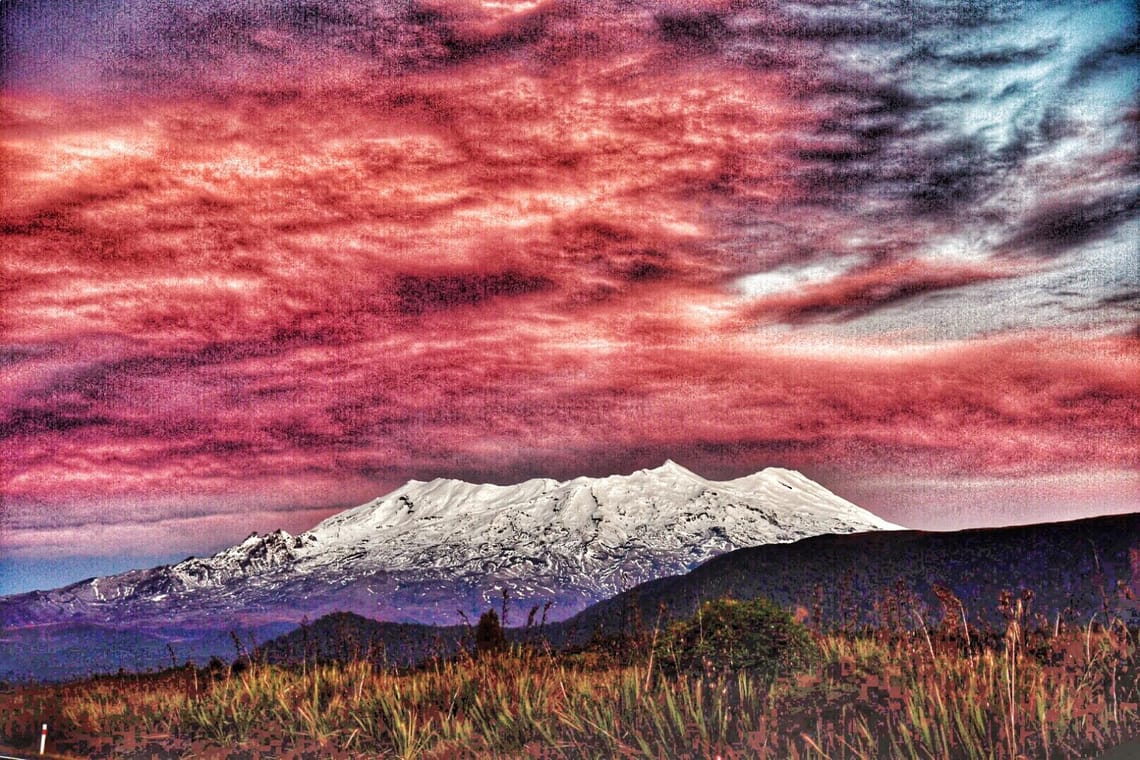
[656, 597, 818, 678]
[475, 609, 507, 657]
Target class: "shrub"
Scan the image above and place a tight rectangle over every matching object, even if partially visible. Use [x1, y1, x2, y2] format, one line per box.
[474, 609, 507, 657]
[656, 597, 818, 677]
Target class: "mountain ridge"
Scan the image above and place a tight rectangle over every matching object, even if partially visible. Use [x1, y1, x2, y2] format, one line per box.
[563, 511, 1140, 639]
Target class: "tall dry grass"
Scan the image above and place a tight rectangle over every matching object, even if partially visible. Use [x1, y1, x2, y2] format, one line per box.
[3, 602, 1138, 758]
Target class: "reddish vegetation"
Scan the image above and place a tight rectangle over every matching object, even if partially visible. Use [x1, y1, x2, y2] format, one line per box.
[1, 595, 1137, 759]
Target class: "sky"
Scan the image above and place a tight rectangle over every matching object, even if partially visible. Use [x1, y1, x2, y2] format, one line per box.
[1, 0, 1137, 595]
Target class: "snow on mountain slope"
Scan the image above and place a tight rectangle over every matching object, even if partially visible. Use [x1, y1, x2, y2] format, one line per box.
[302, 460, 896, 576]
[0, 462, 901, 629]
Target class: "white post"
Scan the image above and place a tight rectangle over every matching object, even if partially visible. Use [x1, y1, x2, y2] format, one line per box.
[39, 723, 47, 755]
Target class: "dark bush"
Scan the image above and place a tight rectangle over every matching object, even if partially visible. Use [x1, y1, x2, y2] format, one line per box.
[656, 597, 818, 677]
[474, 609, 506, 657]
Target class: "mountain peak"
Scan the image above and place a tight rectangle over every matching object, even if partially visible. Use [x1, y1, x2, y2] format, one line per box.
[631, 459, 707, 484]
[0, 461, 901, 637]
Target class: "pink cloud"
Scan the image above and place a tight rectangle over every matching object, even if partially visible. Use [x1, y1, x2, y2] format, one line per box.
[2, 0, 1137, 561]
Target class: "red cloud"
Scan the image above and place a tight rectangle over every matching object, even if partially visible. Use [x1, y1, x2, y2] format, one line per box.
[2, 0, 1137, 559]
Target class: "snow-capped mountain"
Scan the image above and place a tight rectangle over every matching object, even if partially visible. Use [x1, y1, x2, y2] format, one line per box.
[0, 462, 901, 629]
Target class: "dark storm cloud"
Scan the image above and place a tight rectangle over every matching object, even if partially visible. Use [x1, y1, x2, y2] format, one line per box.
[655, 11, 731, 52]
[934, 40, 1061, 68]
[1067, 34, 1140, 87]
[393, 271, 555, 316]
[1002, 189, 1140, 258]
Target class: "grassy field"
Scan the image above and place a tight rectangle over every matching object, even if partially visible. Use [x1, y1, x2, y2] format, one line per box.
[2, 599, 1138, 759]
